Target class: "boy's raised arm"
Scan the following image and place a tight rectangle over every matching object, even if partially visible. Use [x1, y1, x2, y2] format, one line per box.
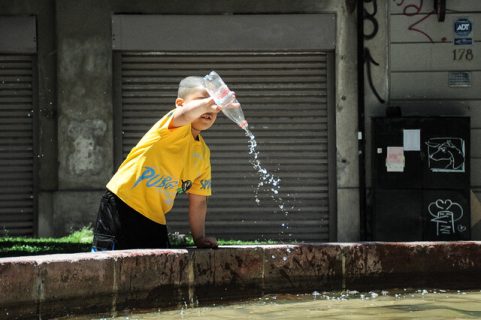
[170, 97, 220, 128]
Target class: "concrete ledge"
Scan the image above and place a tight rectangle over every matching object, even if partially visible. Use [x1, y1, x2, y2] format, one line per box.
[1, 242, 481, 319]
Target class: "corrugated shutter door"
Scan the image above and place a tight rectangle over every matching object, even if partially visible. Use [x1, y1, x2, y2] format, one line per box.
[119, 51, 331, 242]
[0, 55, 35, 236]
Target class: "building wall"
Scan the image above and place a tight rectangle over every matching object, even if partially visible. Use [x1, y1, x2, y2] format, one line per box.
[363, 0, 481, 239]
[1, 0, 361, 240]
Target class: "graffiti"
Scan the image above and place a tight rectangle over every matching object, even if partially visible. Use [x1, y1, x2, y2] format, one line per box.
[364, 48, 385, 104]
[363, 0, 385, 104]
[393, 0, 435, 42]
[363, 0, 379, 40]
[425, 137, 465, 172]
[428, 199, 464, 236]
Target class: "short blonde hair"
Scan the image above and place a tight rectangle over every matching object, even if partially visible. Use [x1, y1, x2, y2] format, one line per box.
[178, 76, 205, 99]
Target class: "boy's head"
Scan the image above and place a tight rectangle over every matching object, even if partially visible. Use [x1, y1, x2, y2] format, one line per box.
[177, 76, 205, 99]
[176, 76, 218, 133]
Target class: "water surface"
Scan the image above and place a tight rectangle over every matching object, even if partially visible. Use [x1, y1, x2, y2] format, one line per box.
[72, 290, 481, 320]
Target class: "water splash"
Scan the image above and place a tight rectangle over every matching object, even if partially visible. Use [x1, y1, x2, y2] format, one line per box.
[244, 129, 289, 219]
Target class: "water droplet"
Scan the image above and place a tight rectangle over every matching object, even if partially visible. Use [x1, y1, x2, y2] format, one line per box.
[271, 255, 276, 259]
[282, 256, 287, 261]
[244, 129, 295, 230]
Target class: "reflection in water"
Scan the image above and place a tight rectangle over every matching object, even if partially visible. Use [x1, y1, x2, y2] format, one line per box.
[71, 290, 481, 320]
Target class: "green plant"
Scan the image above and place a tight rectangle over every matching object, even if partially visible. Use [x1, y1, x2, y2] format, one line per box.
[0, 227, 283, 258]
[0, 227, 94, 257]
[60, 226, 94, 243]
[168, 232, 280, 247]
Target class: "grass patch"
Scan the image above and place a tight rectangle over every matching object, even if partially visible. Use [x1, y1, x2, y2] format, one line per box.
[168, 232, 280, 248]
[0, 227, 93, 257]
[217, 239, 280, 246]
[0, 228, 281, 257]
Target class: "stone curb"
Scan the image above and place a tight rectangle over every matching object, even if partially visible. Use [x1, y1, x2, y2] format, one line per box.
[1, 242, 481, 319]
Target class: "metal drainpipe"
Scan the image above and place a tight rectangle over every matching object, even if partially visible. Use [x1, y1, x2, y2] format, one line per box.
[357, 0, 367, 240]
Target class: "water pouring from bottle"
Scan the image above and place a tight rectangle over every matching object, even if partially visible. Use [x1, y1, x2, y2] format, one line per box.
[203, 71, 290, 219]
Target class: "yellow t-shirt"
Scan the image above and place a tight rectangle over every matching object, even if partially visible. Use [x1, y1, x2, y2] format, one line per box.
[107, 109, 212, 225]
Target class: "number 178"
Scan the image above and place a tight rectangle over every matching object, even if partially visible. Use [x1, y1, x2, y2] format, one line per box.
[453, 49, 474, 61]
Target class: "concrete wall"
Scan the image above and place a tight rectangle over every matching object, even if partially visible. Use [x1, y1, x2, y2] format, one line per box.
[2, 242, 481, 319]
[54, 0, 113, 235]
[1, 0, 361, 240]
[362, 0, 481, 239]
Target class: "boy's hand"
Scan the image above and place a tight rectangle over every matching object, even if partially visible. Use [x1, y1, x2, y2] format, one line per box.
[194, 236, 218, 249]
[172, 96, 220, 128]
[184, 96, 221, 113]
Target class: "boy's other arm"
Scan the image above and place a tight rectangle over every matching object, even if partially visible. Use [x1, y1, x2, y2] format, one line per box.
[171, 97, 220, 128]
[188, 193, 218, 249]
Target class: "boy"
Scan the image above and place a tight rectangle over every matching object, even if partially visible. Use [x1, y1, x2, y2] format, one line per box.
[92, 76, 230, 250]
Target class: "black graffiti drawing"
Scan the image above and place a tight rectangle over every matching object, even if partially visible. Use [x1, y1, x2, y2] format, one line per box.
[364, 48, 386, 104]
[363, 0, 385, 104]
[363, 0, 379, 40]
[428, 199, 464, 236]
[425, 138, 465, 172]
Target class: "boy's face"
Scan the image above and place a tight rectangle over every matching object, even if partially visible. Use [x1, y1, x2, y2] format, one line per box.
[185, 88, 218, 132]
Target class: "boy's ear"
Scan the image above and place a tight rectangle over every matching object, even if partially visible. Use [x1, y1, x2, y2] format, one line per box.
[175, 97, 184, 107]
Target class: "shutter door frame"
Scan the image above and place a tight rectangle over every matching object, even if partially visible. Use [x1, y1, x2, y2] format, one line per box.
[0, 54, 38, 236]
[113, 51, 336, 242]
[112, 14, 336, 52]
[326, 52, 337, 241]
[0, 16, 38, 236]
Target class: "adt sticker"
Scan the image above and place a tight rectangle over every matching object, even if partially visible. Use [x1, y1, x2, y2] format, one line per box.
[454, 18, 472, 37]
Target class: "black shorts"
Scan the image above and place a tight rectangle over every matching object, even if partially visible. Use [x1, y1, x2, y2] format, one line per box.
[92, 190, 170, 251]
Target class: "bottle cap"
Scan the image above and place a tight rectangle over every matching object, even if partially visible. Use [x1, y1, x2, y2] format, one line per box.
[239, 120, 248, 129]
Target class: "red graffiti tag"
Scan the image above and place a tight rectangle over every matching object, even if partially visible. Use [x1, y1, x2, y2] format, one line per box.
[394, 0, 435, 43]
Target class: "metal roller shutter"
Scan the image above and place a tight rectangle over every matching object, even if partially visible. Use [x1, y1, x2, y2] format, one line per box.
[116, 51, 333, 242]
[0, 54, 36, 236]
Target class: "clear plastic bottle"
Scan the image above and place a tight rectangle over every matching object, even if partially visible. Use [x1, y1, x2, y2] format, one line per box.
[203, 71, 248, 130]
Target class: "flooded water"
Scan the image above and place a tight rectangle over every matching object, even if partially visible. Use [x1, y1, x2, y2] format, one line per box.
[71, 290, 481, 320]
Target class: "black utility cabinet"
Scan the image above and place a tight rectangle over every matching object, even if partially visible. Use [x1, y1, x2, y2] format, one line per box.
[372, 117, 470, 241]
